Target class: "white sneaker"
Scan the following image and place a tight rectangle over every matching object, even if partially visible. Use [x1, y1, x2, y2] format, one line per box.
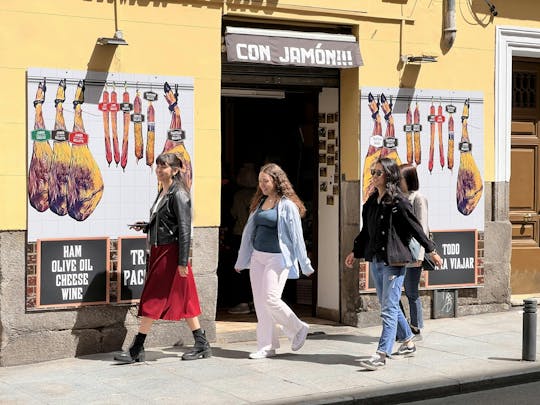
[360, 354, 386, 371]
[291, 322, 309, 351]
[248, 349, 276, 359]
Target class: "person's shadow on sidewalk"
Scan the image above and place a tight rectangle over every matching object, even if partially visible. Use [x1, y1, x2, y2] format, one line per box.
[306, 331, 379, 344]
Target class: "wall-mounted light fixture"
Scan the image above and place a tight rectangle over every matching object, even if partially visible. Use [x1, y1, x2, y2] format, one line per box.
[96, 1, 127, 46]
[401, 55, 438, 64]
[97, 30, 128, 46]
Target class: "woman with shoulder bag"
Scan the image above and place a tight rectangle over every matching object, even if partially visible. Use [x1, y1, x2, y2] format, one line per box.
[344, 158, 442, 371]
[399, 164, 429, 341]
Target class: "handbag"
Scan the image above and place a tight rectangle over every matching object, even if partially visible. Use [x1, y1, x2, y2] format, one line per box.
[421, 232, 438, 271]
[408, 237, 421, 261]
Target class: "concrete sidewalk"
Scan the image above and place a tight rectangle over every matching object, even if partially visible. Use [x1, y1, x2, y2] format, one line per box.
[1, 308, 539, 404]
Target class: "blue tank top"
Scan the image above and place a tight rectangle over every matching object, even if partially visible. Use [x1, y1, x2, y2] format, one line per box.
[253, 205, 281, 253]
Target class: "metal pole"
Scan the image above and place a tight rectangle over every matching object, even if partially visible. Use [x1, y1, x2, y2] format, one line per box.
[522, 299, 537, 361]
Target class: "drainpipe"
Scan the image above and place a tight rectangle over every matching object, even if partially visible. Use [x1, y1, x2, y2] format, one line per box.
[444, 0, 457, 48]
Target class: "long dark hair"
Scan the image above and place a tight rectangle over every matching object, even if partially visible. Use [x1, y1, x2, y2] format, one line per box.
[249, 163, 306, 217]
[399, 163, 419, 192]
[375, 157, 404, 204]
[156, 153, 187, 191]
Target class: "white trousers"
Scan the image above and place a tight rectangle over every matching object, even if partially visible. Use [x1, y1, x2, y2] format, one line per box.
[250, 250, 304, 351]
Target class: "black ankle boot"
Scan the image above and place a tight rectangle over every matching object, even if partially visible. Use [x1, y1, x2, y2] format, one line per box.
[114, 333, 146, 363]
[182, 329, 212, 360]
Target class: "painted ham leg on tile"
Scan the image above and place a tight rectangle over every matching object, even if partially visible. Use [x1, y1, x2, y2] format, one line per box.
[28, 79, 53, 212]
[456, 99, 483, 215]
[361, 93, 382, 202]
[67, 80, 104, 221]
[162, 82, 192, 191]
[49, 79, 71, 216]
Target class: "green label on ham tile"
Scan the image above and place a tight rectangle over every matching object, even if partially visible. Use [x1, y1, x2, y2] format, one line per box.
[31, 129, 51, 141]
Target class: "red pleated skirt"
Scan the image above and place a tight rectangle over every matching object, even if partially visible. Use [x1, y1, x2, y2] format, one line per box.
[138, 243, 201, 320]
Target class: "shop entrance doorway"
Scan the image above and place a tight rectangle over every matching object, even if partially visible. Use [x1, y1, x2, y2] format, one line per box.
[217, 90, 319, 326]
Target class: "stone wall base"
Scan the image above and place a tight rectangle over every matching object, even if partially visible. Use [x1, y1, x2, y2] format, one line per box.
[0, 228, 218, 367]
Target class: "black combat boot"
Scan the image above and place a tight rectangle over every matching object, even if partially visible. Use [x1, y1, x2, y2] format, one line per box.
[114, 332, 146, 363]
[181, 329, 212, 360]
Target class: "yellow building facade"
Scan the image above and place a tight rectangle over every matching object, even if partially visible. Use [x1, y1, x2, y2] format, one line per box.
[1, 0, 539, 365]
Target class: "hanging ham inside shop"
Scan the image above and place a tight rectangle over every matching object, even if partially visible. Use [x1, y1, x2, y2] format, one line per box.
[28, 79, 53, 212]
[162, 82, 192, 191]
[67, 80, 104, 221]
[361, 93, 382, 202]
[49, 79, 71, 216]
[456, 99, 483, 215]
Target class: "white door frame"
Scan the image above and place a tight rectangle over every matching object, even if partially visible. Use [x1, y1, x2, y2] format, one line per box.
[495, 26, 540, 183]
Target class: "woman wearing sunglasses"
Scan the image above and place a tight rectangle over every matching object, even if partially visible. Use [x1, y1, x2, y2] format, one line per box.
[345, 157, 442, 371]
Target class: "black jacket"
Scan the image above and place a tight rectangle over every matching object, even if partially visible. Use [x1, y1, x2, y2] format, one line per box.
[353, 191, 435, 265]
[145, 182, 191, 266]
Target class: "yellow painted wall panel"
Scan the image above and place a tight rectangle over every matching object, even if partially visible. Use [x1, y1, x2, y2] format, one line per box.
[192, 176, 221, 225]
[0, 175, 26, 230]
[0, 1, 222, 230]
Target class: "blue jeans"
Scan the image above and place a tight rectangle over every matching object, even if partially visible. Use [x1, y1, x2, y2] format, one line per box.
[403, 266, 424, 329]
[371, 259, 414, 356]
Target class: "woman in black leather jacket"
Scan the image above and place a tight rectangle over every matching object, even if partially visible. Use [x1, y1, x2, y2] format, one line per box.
[115, 153, 210, 363]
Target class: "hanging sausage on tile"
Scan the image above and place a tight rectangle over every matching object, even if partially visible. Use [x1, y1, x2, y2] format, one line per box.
[428, 99, 436, 173]
[456, 99, 483, 215]
[28, 78, 53, 212]
[132, 88, 144, 162]
[437, 101, 445, 169]
[67, 80, 104, 221]
[120, 83, 132, 171]
[362, 92, 382, 202]
[413, 101, 422, 165]
[404, 104, 413, 164]
[162, 82, 192, 191]
[446, 103, 456, 171]
[49, 79, 71, 216]
[110, 84, 121, 166]
[144, 89, 158, 168]
[99, 85, 113, 166]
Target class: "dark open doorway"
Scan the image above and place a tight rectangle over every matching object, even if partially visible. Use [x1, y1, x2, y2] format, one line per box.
[217, 90, 319, 322]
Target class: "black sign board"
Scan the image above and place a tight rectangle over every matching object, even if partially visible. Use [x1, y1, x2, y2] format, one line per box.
[426, 230, 477, 287]
[117, 237, 147, 303]
[37, 238, 109, 308]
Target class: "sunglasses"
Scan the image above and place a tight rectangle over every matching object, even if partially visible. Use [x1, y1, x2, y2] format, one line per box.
[370, 169, 384, 177]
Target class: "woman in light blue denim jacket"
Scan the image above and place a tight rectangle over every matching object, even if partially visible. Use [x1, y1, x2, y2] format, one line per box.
[235, 163, 315, 359]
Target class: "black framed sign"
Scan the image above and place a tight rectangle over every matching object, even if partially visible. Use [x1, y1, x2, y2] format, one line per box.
[117, 237, 147, 303]
[36, 238, 109, 308]
[426, 230, 478, 287]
